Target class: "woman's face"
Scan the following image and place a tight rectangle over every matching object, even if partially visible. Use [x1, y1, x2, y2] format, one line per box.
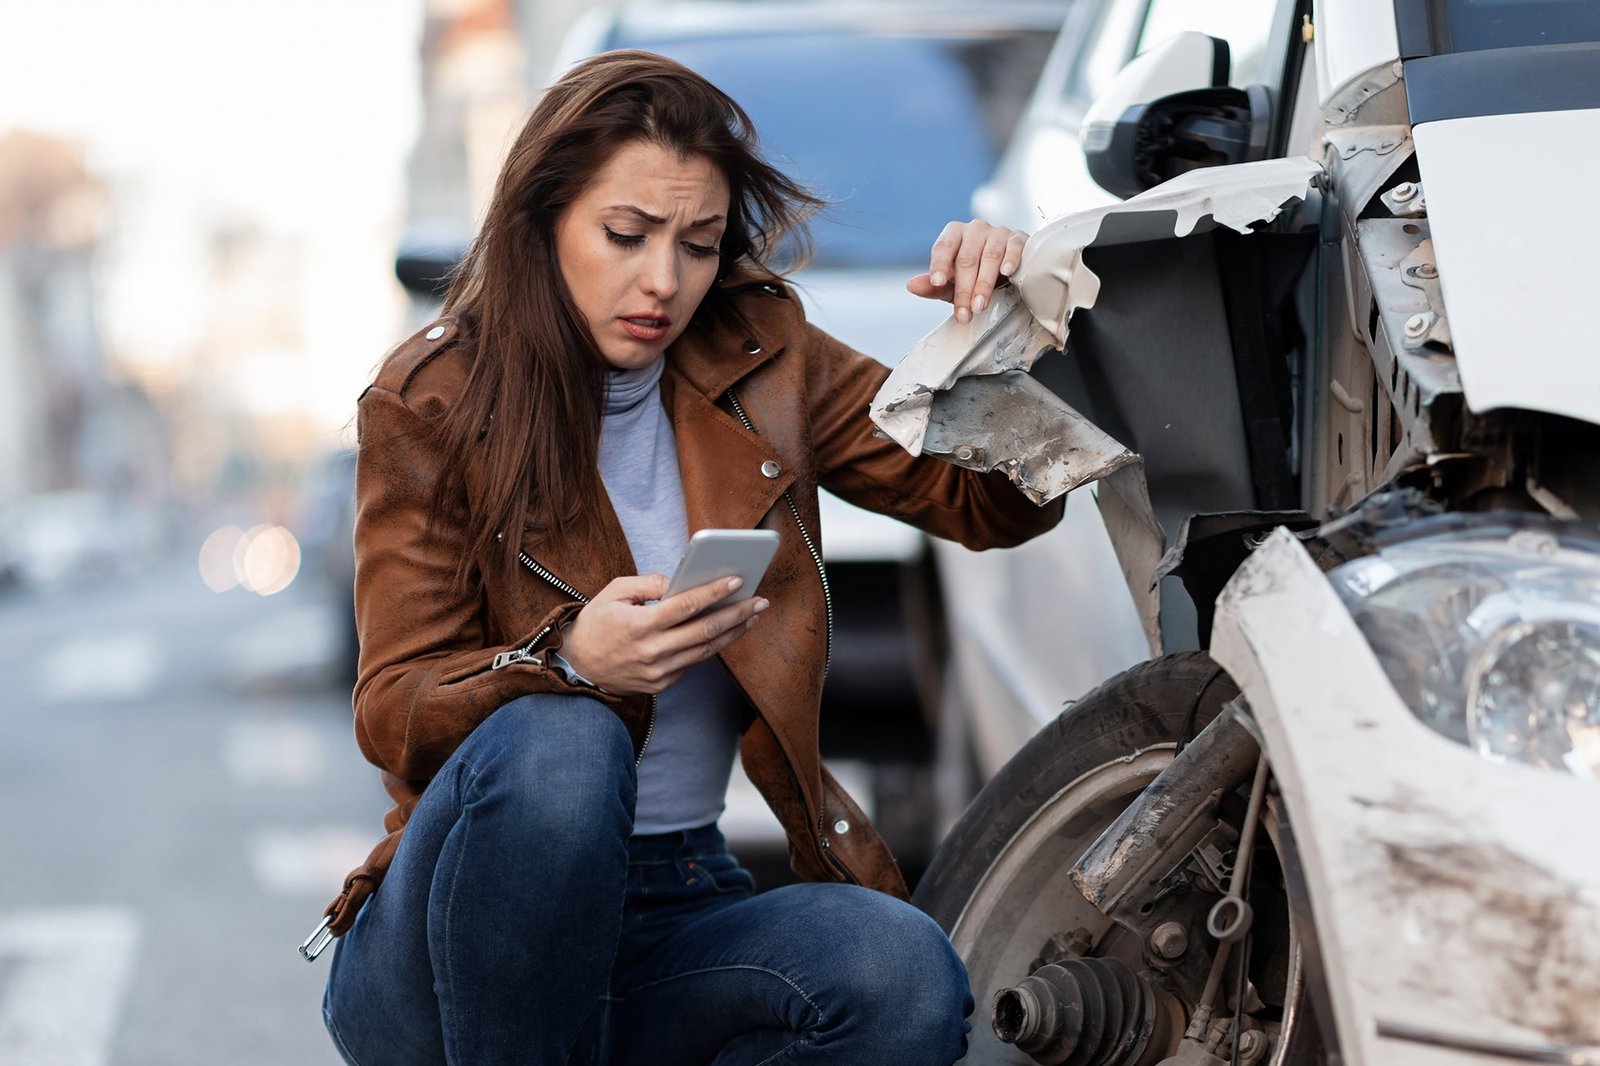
[555, 140, 730, 371]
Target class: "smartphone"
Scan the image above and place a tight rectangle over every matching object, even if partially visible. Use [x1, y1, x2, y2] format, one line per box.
[664, 529, 781, 609]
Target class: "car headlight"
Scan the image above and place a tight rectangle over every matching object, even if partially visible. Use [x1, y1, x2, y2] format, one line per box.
[1330, 522, 1600, 779]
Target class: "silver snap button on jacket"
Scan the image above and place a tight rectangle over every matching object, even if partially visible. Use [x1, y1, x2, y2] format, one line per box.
[760, 460, 781, 479]
[833, 819, 850, 835]
[425, 325, 446, 340]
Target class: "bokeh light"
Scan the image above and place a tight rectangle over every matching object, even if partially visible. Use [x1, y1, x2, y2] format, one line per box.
[198, 525, 245, 591]
[200, 523, 301, 595]
[237, 524, 302, 596]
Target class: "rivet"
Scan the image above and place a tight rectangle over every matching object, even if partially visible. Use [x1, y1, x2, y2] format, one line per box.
[1391, 182, 1417, 203]
[743, 339, 762, 355]
[495, 531, 505, 542]
[833, 819, 850, 835]
[1416, 263, 1438, 279]
[1404, 313, 1430, 338]
[955, 446, 975, 462]
[760, 460, 781, 478]
[425, 325, 446, 341]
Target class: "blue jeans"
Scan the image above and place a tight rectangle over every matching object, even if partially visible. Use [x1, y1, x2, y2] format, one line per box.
[322, 694, 973, 1065]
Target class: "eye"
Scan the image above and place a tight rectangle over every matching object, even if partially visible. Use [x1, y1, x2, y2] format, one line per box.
[604, 226, 644, 248]
[683, 242, 721, 259]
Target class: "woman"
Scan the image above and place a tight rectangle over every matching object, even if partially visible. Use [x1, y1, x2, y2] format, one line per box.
[319, 50, 1061, 1065]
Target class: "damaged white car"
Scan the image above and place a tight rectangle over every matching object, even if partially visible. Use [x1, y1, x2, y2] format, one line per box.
[879, 0, 1600, 1063]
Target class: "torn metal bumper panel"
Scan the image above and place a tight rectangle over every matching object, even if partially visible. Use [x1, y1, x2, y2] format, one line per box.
[869, 156, 1323, 654]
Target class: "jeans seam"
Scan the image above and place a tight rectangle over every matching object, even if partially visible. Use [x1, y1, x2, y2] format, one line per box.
[437, 757, 483, 1065]
[323, 1003, 368, 1066]
[751, 1038, 811, 1066]
[623, 963, 823, 1026]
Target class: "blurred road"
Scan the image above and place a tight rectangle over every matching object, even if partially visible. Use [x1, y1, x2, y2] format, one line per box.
[0, 543, 808, 1066]
[0, 554, 383, 1066]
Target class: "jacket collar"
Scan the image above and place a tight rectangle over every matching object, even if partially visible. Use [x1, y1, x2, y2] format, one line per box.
[664, 278, 789, 399]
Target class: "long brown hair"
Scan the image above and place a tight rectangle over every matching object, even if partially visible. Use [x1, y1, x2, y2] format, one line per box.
[432, 50, 822, 584]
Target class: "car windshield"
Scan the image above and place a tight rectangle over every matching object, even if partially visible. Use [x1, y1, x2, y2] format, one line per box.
[1437, 0, 1600, 51]
[610, 29, 1055, 268]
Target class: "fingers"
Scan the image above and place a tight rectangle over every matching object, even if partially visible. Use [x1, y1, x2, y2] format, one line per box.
[657, 575, 745, 625]
[637, 596, 769, 692]
[653, 604, 766, 683]
[924, 221, 963, 295]
[598, 572, 671, 604]
[912, 222, 1031, 323]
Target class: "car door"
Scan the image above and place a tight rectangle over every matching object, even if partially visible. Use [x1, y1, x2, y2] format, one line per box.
[943, 0, 1306, 784]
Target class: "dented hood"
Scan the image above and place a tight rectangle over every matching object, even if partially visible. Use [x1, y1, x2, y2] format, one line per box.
[1411, 109, 1600, 425]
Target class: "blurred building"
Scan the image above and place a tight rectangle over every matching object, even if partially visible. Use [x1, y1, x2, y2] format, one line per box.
[400, 0, 530, 322]
[0, 129, 170, 507]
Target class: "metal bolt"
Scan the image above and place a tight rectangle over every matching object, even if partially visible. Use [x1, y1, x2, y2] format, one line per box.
[1404, 313, 1431, 338]
[1150, 922, 1189, 960]
[1392, 181, 1417, 202]
[1237, 1029, 1269, 1063]
[955, 446, 975, 462]
[1415, 263, 1438, 279]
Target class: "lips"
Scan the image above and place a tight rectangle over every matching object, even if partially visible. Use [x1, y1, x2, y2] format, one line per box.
[619, 313, 671, 342]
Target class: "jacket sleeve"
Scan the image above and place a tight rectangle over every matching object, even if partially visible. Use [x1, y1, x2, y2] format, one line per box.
[798, 318, 1064, 549]
[349, 385, 604, 782]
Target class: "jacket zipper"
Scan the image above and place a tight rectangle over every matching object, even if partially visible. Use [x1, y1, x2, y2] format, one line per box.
[496, 551, 656, 768]
[725, 387, 855, 883]
[723, 389, 833, 680]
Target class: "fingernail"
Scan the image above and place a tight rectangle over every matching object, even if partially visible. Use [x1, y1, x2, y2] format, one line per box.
[754, 598, 770, 612]
[931, 271, 946, 287]
[1002, 261, 1015, 275]
[957, 307, 970, 323]
[973, 294, 986, 314]
[726, 577, 743, 592]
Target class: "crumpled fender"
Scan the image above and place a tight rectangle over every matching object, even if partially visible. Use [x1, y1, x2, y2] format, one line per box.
[869, 156, 1324, 655]
[1211, 527, 1600, 1064]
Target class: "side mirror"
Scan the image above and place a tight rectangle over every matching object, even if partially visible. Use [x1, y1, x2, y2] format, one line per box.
[1082, 32, 1273, 200]
[394, 232, 468, 300]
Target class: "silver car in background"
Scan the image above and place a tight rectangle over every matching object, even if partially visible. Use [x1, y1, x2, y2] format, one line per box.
[396, 0, 1070, 874]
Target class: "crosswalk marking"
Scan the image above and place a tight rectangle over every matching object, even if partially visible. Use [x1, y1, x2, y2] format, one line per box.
[40, 636, 160, 704]
[223, 717, 328, 787]
[223, 605, 341, 682]
[251, 827, 374, 897]
[0, 908, 139, 1066]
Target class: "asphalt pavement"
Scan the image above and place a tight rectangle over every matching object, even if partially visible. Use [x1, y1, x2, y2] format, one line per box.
[0, 545, 807, 1066]
[0, 551, 391, 1066]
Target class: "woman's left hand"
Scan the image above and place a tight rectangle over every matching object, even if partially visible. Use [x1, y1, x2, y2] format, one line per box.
[905, 220, 1029, 324]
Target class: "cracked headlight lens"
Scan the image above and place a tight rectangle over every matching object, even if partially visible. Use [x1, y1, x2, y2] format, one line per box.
[1331, 525, 1600, 779]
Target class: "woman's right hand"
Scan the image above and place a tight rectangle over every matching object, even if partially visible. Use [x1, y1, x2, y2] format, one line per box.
[556, 574, 768, 695]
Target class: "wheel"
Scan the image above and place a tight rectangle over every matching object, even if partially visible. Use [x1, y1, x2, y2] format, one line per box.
[914, 653, 1324, 1065]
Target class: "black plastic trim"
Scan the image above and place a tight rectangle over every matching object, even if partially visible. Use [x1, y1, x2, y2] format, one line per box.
[1393, 0, 1451, 58]
[1210, 35, 1231, 86]
[1406, 42, 1600, 124]
[1268, 0, 1312, 156]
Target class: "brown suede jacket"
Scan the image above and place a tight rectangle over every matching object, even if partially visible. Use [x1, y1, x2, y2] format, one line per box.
[321, 277, 1063, 936]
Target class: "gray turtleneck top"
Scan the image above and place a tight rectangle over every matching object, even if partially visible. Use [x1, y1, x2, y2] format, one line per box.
[585, 357, 745, 835]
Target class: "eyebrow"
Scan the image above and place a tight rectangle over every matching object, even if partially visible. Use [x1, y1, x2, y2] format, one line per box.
[609, 205, 725, 229]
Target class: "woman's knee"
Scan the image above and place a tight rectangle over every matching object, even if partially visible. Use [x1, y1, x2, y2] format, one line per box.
[828, 890, 972, 1061]
[452, 694, 636, 840]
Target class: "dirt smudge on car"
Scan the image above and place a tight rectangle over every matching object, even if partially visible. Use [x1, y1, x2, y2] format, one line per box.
[1371, 836, 1600, 1045]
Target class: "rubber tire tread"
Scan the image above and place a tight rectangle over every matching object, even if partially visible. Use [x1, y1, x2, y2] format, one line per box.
[912, 652, 1238, 931]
